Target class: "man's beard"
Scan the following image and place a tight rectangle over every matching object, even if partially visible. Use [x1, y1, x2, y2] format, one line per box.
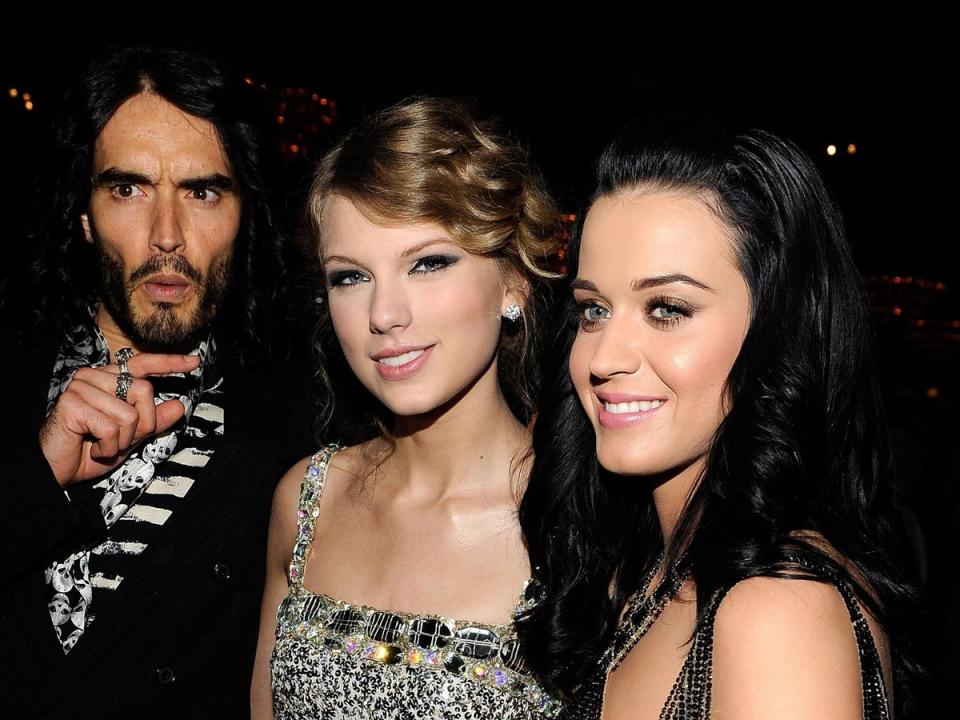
[96, 250, 232, 351]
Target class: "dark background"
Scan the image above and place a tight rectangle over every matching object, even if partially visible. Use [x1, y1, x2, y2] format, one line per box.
[2, 19, 953, 712]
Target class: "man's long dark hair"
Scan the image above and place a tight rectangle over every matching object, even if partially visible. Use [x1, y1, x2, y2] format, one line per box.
[1, 46, 313, 366]
[517, 118, 917, 705]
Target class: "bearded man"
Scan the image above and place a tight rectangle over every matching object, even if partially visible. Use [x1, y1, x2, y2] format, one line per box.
[0, 46, 316, 718]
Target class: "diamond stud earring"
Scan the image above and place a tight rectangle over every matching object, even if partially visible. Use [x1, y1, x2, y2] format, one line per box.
[502, 303, 522, 322]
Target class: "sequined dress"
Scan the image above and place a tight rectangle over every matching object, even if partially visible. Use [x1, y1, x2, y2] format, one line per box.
[270, 446, 562, 719]
[567, 559, 890, 720]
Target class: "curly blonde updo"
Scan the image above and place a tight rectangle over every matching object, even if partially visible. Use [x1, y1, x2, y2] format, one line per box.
[308, 97, 561, 438]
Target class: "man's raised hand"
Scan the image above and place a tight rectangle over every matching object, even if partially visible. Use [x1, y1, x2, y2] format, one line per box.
[39, 354, 200, 486]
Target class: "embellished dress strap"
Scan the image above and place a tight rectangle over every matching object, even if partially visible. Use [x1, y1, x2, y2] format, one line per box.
[659, 562, 890, 720]
[287, 444, 340, 590]
[657, 584, 731, 720]
[603, 558, 688, 675]
[803, 563, 891, 720]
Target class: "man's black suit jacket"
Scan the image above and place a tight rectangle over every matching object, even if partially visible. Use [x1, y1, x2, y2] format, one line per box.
[0, 338, 315, 718]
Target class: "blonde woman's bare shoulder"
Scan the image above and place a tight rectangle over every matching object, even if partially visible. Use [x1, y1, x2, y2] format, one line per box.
[326, 441, 387, 495]
[274, 446, 359, 496]
[280, 441, 386, 505]
[711, 575, 870, 720]
[268, 456, 313, 541]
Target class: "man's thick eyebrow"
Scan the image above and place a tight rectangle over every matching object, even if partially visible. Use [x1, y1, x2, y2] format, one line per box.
[630, 274, 714, 292]
[93, 169, 235, 191]
[178, 173, 235, 192]
[95, 168, 154, 186]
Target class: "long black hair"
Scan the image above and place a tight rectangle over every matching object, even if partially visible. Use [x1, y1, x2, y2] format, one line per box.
[0, 45, 314, 366]
[518, 117, 917, 701]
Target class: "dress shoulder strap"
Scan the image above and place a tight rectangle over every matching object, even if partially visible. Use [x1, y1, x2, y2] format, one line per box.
[815, 568, 891, 719]
[287, 444, 340, 590]
[660, 563, 890, 719]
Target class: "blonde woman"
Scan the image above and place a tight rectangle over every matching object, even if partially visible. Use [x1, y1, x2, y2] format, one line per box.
[252, 98, 563, 719]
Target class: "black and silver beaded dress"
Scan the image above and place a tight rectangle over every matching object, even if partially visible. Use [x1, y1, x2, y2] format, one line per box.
[566, 560, 890, 720]
[270, 446, 562, 719]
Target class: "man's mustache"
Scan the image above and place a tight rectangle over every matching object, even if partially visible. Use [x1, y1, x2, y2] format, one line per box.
[128, 255, 203, 285]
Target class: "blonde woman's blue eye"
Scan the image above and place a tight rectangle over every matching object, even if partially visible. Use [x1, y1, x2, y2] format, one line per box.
[327, 270, 368, 288]
[411, 255, 457, 274]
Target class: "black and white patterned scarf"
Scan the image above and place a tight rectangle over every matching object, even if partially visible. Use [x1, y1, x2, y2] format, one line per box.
[42, 315, 221, 654]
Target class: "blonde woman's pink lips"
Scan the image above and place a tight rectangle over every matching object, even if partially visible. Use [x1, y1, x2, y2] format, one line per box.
[372, 345, 435, 380]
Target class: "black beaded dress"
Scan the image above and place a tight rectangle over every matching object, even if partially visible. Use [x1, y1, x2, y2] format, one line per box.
[270, 446, 563, 719]
[566, 560, 890, 720]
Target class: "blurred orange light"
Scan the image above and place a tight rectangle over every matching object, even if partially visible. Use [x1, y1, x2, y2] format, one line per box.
[926, 387, 940, 399]
[893, 276, 902, 284]
[892, 306, 902, 316]
[24, 101, 33, 111]
[8, 88, 18, 98]
[277, 116, 285, 125]
[320, 98, 328, 106]
[23, 92, 31, 101]
[935, 282, 945, 290]
[290, 144, 300, 153]
[847, 143, 857, 154]
[244, 77, 254, 85]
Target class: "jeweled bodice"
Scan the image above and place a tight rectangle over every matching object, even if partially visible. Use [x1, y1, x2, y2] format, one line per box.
[270, 446, 562, 719]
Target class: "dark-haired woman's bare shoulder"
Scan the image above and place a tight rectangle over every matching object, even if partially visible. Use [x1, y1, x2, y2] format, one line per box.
[711, 573, 889, 719]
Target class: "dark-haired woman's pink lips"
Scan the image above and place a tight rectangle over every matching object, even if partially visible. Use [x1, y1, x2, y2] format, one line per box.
[596, 396, 666, 428]
[373, 346, 434, 380]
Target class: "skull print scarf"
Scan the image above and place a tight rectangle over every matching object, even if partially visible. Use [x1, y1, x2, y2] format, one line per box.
[43, 316, 217, 654]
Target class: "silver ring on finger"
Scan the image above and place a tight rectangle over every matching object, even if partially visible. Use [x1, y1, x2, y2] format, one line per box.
[115, 347, 135, 374]
[115, 372, 134, 401]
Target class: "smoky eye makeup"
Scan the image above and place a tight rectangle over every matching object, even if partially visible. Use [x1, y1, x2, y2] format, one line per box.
[409, 254, 460, 274]
[326, 268, 368, 288]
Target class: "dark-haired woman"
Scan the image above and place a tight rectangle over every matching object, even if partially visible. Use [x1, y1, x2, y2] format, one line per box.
[250, 98, 564, 719]
[518, 120, 914, 719]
